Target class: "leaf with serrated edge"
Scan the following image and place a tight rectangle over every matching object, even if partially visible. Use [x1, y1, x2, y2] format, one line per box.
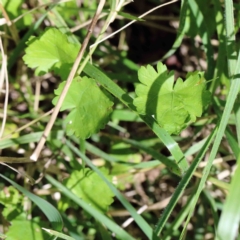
[134, 62, 211, 135]
[23, 28, 80, 79]
[52, 76, 114, 139]
[64, 168, 114, 213]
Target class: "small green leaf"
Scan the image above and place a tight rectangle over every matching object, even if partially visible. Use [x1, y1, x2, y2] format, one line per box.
[52, 76, 114, 139]
[64, 168, 114, 213]
[23, 28, 80, 78]
[0, 186, 22, 206]
[133, 62, 211, 135]
[0, 186, 23, 219]
[6, 218, 49, 240]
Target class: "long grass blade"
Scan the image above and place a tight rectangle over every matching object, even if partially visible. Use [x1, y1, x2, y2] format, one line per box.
[65, 140, 157, 240]
[217, 153, 240, 239]
[0, 174, 63, 231]
[161, 0, 188, 61]
[154, 126, 217, 236]
[180, 48, 240, 238]
[42, 228, 75, 240]
[45, 175, 135, 240]
[83, 62, 189, 174]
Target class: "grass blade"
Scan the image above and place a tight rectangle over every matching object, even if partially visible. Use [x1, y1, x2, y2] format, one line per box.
[45, 175, 135, 240]
[0, 131, 64, 149]
[188, 0, 215, 79]
[42, 228, 75, 240]
[224, 0, 237, 76]
[154, 126, 217, 236]
[161, 0, 188, 61]
[65, 140, 157, 240]
[163, 193, 196, 240]
[0, 174, 63, 231]
[217, 153, 240, 239]
[83, 62, 189, 174]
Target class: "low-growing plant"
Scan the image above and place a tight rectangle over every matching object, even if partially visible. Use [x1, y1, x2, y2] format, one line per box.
[0, 0, 240, 239]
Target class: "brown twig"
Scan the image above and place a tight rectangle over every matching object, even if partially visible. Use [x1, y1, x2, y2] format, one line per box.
[30, 0, 106, 161]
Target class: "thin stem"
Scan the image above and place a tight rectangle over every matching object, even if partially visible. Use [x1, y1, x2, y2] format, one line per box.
[0, 37, 9, 139]
[76, 0, 126, 76]
[90, 0, 179, 49]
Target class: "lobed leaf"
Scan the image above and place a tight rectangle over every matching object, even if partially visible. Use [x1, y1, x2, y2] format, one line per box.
[134, 62, 211, 135]
[23, 28, 80, 78]
[52, 76, 114, 139]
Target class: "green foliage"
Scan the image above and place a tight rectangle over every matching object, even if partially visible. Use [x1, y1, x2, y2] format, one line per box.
[23, 28, 80, 78]
[110, 142, 142, 190]
[1, 0, 32, 29]
[0, 186, 23, 220]
[0, 186, 21, 206]
[52, 76, 114, 139]
[0, 174, 63, 231]
[134, 62, 211, 134]
[64, 168, 114, 213]
[3, 0, 240, 239]
[6, 217, 49, 240]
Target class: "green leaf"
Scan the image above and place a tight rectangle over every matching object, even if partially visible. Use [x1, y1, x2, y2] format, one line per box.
[133, 62, 211, 135]
[6, 217, 49, 240]
[23, 28, 80, 78]
[52, 76, 114, 139]
[0, 186, 23, 219]
[161, 0, 188, 60]
[0, 186, 22, 206]
[64, 168, 114, 213]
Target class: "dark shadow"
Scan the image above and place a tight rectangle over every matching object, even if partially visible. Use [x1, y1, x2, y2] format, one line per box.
[121, 93, 137, 111]
[141, 68, 173, 129]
